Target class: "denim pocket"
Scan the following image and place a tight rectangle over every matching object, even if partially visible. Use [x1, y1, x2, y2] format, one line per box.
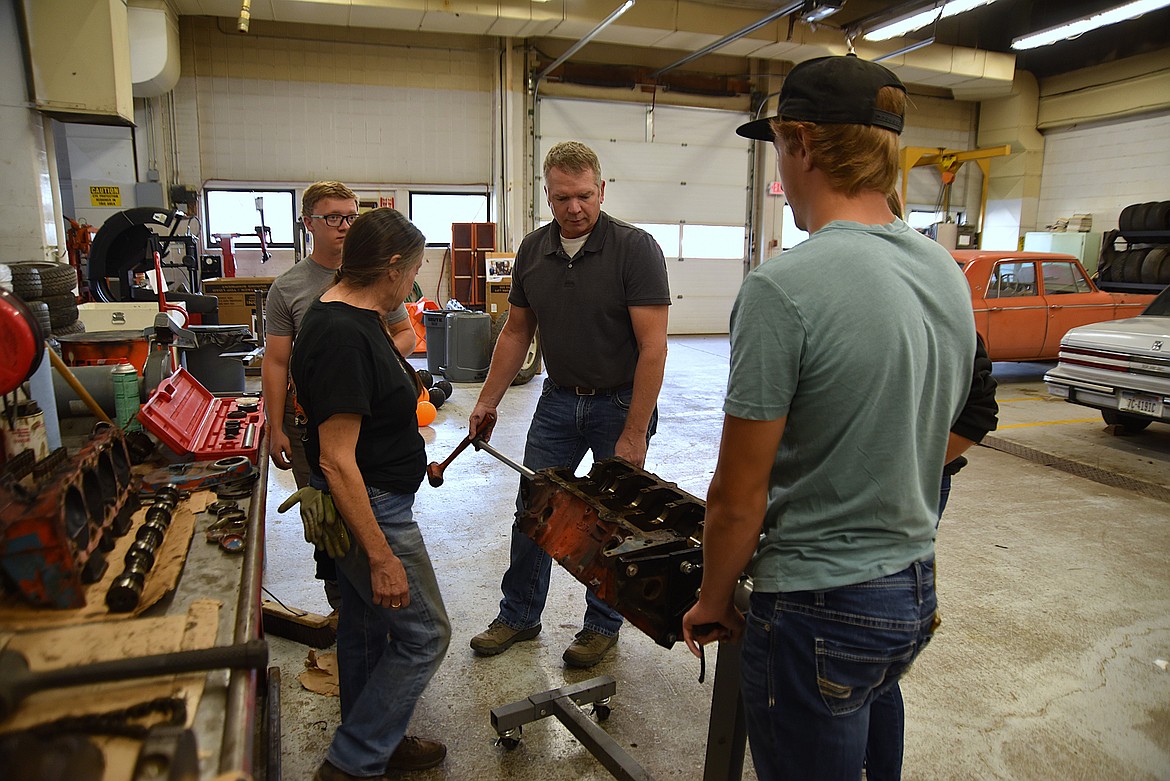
[541, 378, 556, 398]
[611, 389, 633, 411]
[815, 637, 918, 716]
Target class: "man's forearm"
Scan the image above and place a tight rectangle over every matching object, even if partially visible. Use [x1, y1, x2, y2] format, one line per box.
[622, 344, 667, 438]
[261, 361, 289, 425]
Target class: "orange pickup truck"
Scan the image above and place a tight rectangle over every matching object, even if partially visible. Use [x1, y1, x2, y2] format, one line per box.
[954, 250, 1158, 362]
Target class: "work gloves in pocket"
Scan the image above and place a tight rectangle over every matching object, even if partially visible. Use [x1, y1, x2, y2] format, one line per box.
[277, 487, 350, 559]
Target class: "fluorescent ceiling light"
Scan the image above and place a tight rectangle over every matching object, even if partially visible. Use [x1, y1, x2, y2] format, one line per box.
[1012, 0, 1170, 50]
[863, 0, 1001, 42]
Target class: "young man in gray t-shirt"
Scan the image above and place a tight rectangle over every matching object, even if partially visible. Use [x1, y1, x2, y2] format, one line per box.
[262, 181, 415, 606]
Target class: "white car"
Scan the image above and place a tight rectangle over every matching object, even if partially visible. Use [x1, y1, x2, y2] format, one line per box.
[1044, 285, 1170, 433]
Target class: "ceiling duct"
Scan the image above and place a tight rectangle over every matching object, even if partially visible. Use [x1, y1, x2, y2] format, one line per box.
[650, 1, 805, 78]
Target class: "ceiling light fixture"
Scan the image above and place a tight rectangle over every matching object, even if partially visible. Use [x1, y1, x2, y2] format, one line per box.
[862, 0, 1001, 42]
[1011, 0, 1170, 50]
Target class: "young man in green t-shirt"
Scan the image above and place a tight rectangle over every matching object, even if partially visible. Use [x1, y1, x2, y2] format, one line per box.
[682, 55, 976, 779]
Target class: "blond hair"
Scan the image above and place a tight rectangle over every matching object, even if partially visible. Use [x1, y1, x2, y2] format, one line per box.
[543, 142, 602, 186]
[302, 181, 358, 218]
[771, 86, 906, 196]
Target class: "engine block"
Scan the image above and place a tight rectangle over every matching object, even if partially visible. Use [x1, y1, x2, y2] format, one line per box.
[518, 458, 705, 648]
[0, 423, 136, 608]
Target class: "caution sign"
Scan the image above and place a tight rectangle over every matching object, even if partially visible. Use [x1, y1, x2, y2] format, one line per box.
[90, 186, 122, 207]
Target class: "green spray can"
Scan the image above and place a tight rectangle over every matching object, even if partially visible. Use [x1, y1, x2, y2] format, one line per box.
[112, 363, 141, 431]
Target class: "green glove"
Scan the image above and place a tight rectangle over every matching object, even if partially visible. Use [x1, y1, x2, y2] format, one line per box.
[277, 487, 350, 558]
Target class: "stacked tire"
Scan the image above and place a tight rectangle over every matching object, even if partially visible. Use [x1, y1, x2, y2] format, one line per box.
[1119, 201, 1170, 236]
[1097, 201, 1170, 288]
[4, 261, 84, 337]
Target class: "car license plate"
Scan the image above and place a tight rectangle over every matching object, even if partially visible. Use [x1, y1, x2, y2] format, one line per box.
[1119, 391, 1164, 419]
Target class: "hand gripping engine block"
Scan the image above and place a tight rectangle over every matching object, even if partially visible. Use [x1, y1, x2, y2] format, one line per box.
[517, 458, 705, 648]
[0, 424, 136, 608]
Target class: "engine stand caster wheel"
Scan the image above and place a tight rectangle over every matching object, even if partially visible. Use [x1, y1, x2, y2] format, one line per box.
[592, 697, 612, 721]
[495, 726, 522, 750]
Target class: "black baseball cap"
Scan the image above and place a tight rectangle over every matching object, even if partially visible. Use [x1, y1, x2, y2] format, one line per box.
[736, 54, 906, 141]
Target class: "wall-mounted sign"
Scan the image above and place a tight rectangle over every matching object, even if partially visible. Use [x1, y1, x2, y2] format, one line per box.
[767, 181, 784, 196]
[90, 185, 122, 207]
[380, 196, 395, 209]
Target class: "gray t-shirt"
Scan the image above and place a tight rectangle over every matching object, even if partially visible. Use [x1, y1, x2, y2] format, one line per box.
[266, 257, 408, 339]
[725, 219, 974, 593]
[510, 212, 670, 389]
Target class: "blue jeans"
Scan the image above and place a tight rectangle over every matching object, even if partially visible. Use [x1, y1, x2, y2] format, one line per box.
[327, 488, 451, 777]
[865, 479, 952, 780]
[495, 379, 656, 637]
[741, 559, 937, 781]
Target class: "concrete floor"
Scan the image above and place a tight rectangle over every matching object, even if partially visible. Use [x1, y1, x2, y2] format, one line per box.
[259, 336, 1170, 781]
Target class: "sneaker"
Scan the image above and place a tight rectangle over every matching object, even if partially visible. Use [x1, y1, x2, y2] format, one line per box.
[314, 760, 388, 781]
[562, 629, 618, 668]
[470, 620, 541, 656]
[386, 736, 447, 772]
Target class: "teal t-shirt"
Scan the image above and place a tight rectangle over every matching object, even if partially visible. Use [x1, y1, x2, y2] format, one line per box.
[725, 219, 974, 592]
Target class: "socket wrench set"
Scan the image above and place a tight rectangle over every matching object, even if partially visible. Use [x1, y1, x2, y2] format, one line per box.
[137, 368, 265, 464]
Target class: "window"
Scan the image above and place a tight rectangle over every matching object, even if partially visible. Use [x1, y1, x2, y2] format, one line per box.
[409, 193, 490, 246]
[905, 210, 965, 231]
[782, 205, 809, 250]
[682, 225, 745, 259]
[987, 261, 1037, 298]
[204, 189, 295, 247]
[1042, 261, 1090, 295]
[635, 224, 681, 258]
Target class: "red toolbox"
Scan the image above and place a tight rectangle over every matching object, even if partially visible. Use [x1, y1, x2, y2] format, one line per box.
[138, 368, 265, 463]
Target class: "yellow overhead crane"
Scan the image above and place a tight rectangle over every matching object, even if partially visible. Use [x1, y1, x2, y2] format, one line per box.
[899, 144, 1011, 239]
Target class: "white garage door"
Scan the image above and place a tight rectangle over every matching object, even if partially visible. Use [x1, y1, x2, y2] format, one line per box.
[538, 98, 751, 334]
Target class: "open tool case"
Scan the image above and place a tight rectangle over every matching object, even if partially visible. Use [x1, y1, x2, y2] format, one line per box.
[138, 368, 265, 463]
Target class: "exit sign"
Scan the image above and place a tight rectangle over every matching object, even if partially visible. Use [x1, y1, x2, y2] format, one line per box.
[768, 181, 784, 196]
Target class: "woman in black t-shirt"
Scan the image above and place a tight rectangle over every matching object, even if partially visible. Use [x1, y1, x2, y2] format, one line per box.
[291, 208, 450, 781]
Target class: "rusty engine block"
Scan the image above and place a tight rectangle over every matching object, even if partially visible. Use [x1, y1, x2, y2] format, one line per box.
[517, 458, 705, 648]
[0, 423, 136, 608]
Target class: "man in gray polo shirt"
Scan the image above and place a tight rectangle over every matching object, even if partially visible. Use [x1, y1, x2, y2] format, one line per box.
[467, 141, 670, 668]
[263, 180, 416, 606]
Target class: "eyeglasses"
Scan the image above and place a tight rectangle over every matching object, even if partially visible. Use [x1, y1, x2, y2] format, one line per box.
[310, 213, 359, 228]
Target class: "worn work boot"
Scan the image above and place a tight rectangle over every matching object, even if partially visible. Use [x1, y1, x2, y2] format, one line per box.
[562, 629, 618, 668]
[470, 620, 541, 656]
[386, 736, 447, 772]
[314, 760, 388, 781]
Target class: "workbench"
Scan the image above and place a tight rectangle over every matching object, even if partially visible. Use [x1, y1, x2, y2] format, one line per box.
[0, 436, 272, 781]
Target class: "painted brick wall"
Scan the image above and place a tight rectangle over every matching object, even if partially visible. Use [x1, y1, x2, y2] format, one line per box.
[1037, 112, 1170, 233]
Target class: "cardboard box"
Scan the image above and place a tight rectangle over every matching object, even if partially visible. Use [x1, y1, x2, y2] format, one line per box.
[202, 277, 275, 327]
[486, 276, 511, 318]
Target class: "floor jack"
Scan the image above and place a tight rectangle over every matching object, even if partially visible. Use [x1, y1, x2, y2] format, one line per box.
[430, 439, 749, 781]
